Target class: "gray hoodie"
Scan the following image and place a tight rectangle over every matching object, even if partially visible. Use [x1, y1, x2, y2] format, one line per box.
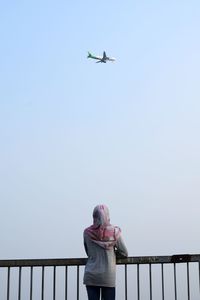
[83, 231, 128, 287]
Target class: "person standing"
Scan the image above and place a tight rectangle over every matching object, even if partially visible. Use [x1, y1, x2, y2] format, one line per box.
[83, 204, 128, 300]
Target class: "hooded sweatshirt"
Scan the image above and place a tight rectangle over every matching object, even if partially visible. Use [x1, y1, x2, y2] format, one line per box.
[83, 205, 128, 287]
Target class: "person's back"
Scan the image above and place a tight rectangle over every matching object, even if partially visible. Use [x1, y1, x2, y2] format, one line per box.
[83, 204, 128, 300]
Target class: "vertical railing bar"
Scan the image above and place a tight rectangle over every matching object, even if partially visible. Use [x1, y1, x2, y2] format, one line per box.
[173, 263, 177, 300]
[30, 267, 33, 300]
[125, 264, 128, 300]
[77, 266, 79, 300]
[41, 266, 44, 300]
[149, 264, 152, 300]
[161, 264, 165, 300]
[199, 262, 200, 296]
[18, 266, 22, 300]
[65, 266, 68, 300]
[187, 262, 190, 300]
[53, 266, 56, 300]
[137, 264, 140, 300]
[7, 267, 10, 300]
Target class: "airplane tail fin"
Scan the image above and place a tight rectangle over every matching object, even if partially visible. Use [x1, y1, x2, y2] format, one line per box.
[87, 52, 92, 58]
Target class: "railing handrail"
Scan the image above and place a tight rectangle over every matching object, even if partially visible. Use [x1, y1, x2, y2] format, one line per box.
[1, 254, 200, 268]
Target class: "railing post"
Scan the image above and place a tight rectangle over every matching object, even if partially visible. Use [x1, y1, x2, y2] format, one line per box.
[199, 262, 200, 296]
[149, 264, 152, 300]
[173, 263, 177, 300]
[161, 263, 165, 300]
[77, 265, 79, 300]
[7, 267, 10, 300]
[125, 264, 127, 300]
[137, 264, 140, 300]
[41, 266, 44, 300]
[65, 266, 68, 300]
[18, 266, 22, 300]
[53, 266, 56, 300]
[30, 266, 33, 300]
[187, 262, 190, 300]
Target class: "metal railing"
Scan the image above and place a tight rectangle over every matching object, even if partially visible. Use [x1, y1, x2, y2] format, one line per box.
[0, 254, 200, 300]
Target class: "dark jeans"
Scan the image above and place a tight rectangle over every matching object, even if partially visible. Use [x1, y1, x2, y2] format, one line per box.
[86, 285, 115, 300]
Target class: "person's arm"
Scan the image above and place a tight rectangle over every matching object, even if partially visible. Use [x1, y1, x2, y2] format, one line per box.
[83, 232, 89, 256]
[115, 235, 128, 258]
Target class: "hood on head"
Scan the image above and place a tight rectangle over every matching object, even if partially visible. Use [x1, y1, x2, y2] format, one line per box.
[93, 204, 110, 228]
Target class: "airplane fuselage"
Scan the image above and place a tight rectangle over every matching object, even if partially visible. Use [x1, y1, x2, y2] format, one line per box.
[87, 51, 115, 63]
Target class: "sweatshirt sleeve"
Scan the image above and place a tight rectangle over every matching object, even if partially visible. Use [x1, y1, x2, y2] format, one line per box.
[83, 231, 89, 256]
[115, 235, 128, 258]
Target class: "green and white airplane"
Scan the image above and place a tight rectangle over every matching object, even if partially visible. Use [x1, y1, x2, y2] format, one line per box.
[87, 51, 116, 63]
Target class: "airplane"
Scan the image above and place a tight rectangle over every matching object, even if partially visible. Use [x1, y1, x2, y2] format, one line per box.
[87, 51, 116, 63]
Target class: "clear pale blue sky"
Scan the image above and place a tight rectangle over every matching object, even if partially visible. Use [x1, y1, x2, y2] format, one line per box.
[0, 0, 200, 259]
